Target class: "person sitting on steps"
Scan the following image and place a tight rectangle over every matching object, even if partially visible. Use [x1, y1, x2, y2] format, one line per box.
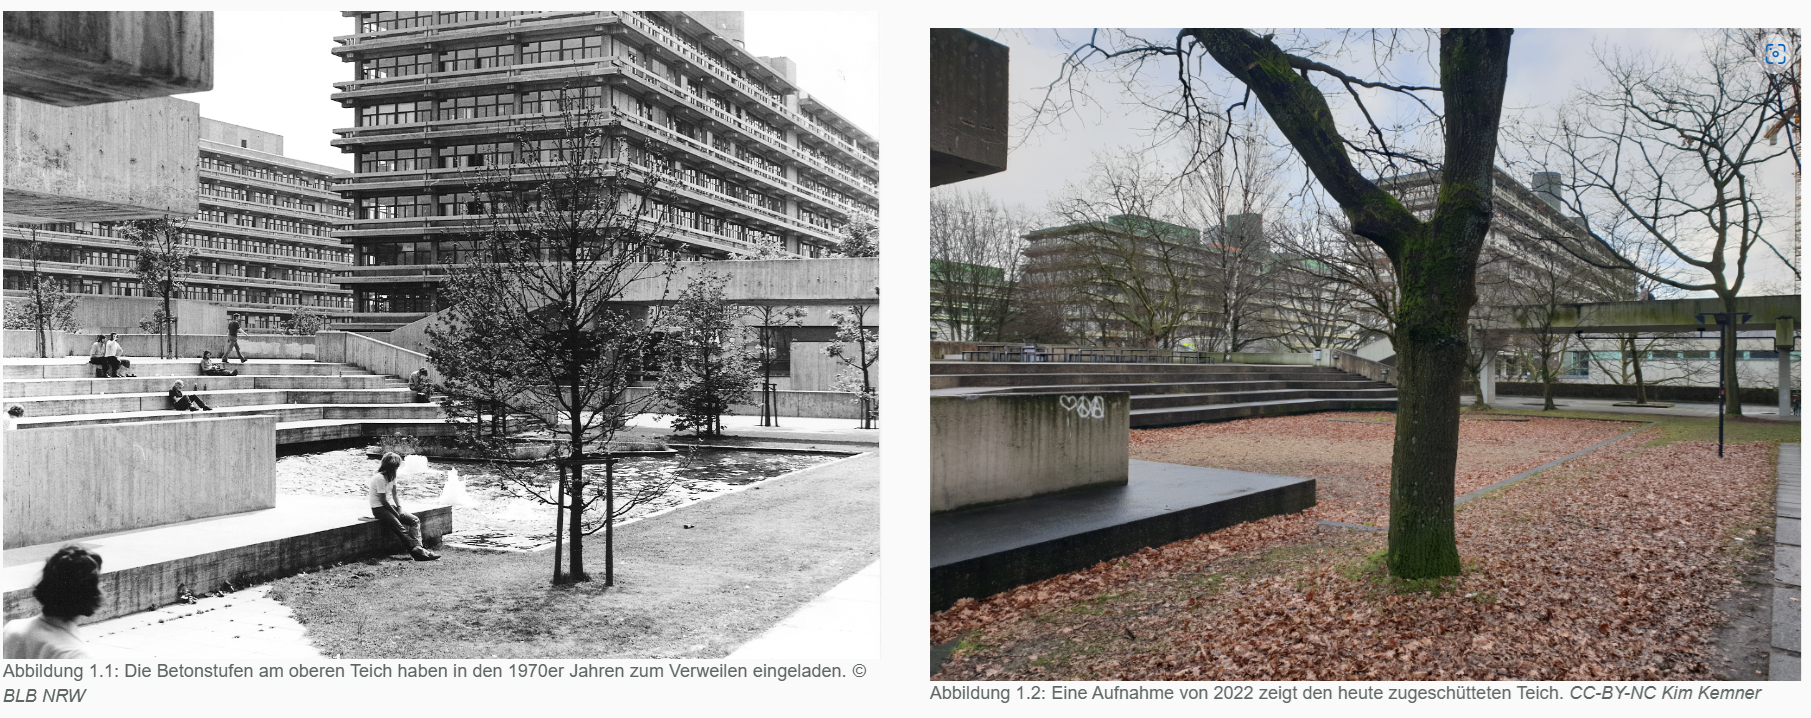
[409, 367, 432, 403]
[168, 380, 213, 412]
[369, 452, 440, 561]
[103, 333, 134, 377]
[199, 351, 237, 377]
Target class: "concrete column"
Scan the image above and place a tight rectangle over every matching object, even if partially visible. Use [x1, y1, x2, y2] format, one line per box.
[1780, 317, 1796, 416]
[1480, 351, 1497, 405]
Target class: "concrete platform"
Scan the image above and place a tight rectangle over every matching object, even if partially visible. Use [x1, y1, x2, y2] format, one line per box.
[930, 460, 1314, 612]
[4, 495, 451, 623]
[1774, 444, 1800, 681]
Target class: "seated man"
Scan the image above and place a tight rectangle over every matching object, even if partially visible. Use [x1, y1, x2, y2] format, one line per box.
[409, 367, 432, 403]
[168, 380, 213, 412]
[198, 351, 238, 377]
[369, 452, 439, 561]
[103, 333, 134, 377]
[87, 335, 115, 378]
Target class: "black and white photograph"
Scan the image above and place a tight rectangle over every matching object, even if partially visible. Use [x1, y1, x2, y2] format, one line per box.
[3, 9, 879, 664]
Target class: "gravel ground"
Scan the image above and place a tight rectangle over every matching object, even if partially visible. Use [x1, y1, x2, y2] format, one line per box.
[1129, 411, 1638, 525]
[276, 446, 837, 550]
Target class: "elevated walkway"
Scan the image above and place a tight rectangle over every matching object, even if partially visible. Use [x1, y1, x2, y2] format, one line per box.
[3, 495, 451, 622]
[3, 357, 449, 444]
[930, 361, 1397, 426]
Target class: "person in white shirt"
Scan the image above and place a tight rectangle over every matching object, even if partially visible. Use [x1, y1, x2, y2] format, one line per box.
[87, 335, 112, 377]
[102, 333, 133, 377]
[3, 546, 104, 659]
[369, 452, 439, 561]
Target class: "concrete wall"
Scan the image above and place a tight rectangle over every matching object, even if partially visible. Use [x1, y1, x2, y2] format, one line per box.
[932, 392, 1130, 513]
[58, 295, 229, 337]
[1224, 351, 1316, 365]
[6, 329, 315, 359]
[617, 257, 879, 306]
[317, 330, 431, 382]
[199, 117, 280, 154]
[3, 95, 200, 222]
[4, 415, 276, 546]
[626, 387, 869, 420]
[930, 28, 1009, 186]
[3, 329, 81, 358]
[791, 341, 878, 393]
[3, 11, 213, 106]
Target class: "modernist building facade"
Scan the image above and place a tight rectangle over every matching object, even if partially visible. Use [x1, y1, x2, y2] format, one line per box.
[3, 117, 354, 333]
[327, 11, 880, 330]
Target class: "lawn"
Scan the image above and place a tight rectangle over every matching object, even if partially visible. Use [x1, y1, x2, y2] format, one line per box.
[933, 412, 1793, 680]
[270, 452, 879, 659]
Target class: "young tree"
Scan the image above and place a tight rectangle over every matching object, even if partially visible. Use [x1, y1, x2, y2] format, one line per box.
[2, 227, 81, 358]
[281, 306, 329, 336]
[825, 304, 878, 430]
[746, 302, 806, 427]
[426, 88, 678, 585]
[930, 188, 1030, 342]
[654, 273, 760, 439]
[123, 218, 192, 359]
[833, 215, 879, 257]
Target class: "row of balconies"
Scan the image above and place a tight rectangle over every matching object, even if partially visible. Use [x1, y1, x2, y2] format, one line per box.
[198, 165, 346, 204]
[1, 257, 352, 295]
[3, 225, 353, 271]
[331, 11, 878, 171]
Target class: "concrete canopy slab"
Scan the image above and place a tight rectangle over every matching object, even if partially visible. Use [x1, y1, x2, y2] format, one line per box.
[930, 460, 1314, 612]
[4, 11, 213, 106]
[1478, 295, 1798, 335]
[930, 29, 1007, 186]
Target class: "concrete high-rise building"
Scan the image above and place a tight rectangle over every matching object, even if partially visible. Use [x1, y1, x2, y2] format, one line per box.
[3, 116, 354, 332]
[326, 11, 880, 331]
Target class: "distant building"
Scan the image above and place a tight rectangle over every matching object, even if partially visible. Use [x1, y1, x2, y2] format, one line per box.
[3, 118, 354, 332]
[326, 11, 880, 331]
[1020, 214, 1225, 348]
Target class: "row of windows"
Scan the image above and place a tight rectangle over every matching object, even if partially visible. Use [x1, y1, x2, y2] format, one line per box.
[359, 11, 527, 34]
[359, 37, 607, 80]
[199, 155, 336, 193]
[629, 12, 785, 106]
[355, 85, 618, 127]
[201, 182, 333, 215]
[0, 273, 352, 310]
[4, 224, 351, 266]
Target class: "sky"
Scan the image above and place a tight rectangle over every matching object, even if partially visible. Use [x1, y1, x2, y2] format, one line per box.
[951, 28, 1799, 294]
[172, 11, 881, 173]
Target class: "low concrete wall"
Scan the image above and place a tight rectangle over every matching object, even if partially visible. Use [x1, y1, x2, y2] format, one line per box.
[1224, 351, 1315, 365]
[4, 415, 276, 546]
[4, 505, 451, 623]
[3, 329, 81, 358]
[626, 387, 868, 419]
[3, 95, 200, 222]
[792, 341, 878, 393]
[317, 330, 431, 382]
[932, 392, 1130, 512]
[6, 330, 317, 359]
[1333, 349, 1397, 386]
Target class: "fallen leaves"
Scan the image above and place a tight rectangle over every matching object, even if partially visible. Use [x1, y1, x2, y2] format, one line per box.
[933, 421, 1779, 682]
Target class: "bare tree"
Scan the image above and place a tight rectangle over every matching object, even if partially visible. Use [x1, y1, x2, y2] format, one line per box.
[1045, 28, 1514, 578]
[427, 89, 678, 585]
[1180, 123, 1286, 353]
[123, 218, 192, 359]
[929, 188, 1030, 342]
[2, 227, 81, 358]
[1524, 35, 1795, 415]
[1038, 150, 1201, 349]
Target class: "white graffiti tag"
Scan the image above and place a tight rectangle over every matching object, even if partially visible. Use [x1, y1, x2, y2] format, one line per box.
[1058, 394, 1106, 419]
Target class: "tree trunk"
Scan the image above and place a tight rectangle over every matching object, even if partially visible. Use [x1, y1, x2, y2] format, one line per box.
[1719, 292, 1744, 415]
[1629, 336, 1649, 404]
[567, 375, 589, 582]
[1387, 319, 1466, 579]
[162, 284, 173, 360]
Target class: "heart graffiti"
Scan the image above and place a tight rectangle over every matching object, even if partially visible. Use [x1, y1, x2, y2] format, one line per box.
[1058, 394, 1106, 420]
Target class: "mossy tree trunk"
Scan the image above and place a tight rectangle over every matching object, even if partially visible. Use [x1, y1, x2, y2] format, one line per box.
[1196, 28, 1513, 579]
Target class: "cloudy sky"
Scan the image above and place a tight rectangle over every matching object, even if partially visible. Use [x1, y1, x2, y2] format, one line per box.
[951, 28, 1798, 294]
[173, 11, 880, 173]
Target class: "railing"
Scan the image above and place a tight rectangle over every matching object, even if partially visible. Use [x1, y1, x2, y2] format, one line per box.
[1332, 350, 1396, 386]
[316, 330, 437, 384]
[955, 344, 1221, 364]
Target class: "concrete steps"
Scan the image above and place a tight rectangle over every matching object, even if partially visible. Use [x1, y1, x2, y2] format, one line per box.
[931, 360, 1398, 426]
[4, 357, 446, 445]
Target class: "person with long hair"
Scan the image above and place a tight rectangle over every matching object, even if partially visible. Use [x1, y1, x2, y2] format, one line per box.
[168, 380, 213, 412]
[370, 452, 439, 561]
[4, 546, 104, 658]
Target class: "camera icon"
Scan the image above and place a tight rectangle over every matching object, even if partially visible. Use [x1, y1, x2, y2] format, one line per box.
[1764, 43, 1787, 65]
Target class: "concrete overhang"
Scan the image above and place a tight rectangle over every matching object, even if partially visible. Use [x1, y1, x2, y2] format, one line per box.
[3, 95, 201, 223]
[4, 11, 212, 106]
[1479, 295, 1800, 335]
[930, 28, 1007, 186]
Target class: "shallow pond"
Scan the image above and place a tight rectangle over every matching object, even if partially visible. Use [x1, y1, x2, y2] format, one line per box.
[276, 446, 843, 550]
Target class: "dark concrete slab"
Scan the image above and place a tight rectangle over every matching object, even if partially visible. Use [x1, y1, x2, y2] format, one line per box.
[930, 460, 1314, 612]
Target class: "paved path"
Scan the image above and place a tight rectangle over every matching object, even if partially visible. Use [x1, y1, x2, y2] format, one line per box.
[80, 585, 322, 660]
[1774, 444, 1801, 680]
[729, 561, 879, 659]
[1464, 395, 1800, 421]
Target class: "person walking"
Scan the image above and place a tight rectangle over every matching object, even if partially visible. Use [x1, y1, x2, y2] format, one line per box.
[3, 546, 104, 659]
[223, 314, 247, 364]
[369, 452, 440, 561]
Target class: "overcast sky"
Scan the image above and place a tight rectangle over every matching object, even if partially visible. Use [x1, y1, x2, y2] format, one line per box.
[953, 28, 1798, 294]
[173, 11, 880, 173]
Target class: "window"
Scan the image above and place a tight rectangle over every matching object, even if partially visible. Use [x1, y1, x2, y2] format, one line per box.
[357, 101, 433, 126]
[520, 36, 605, 64]
[360, 53, 435, 80]
[437, 93, 511, 121]
[358, 147, 434, 173]
[437, 142, 514, 169]
[357, 195, 434, 219]
[436, 11, 522, 25]
[360, 12, 432, 33]
[439, 45, 514, 72]
[519, 85, 605, 114]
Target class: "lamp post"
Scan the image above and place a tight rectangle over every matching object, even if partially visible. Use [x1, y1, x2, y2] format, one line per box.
[1695, 312, 1752, 457]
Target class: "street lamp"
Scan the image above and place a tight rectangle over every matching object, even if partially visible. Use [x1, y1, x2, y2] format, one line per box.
[1694, 312, 1752, 457]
